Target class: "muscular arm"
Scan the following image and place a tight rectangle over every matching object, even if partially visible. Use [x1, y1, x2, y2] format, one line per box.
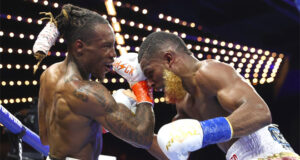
[64, 77, 154, 149]
[147, 135, 169, 160]
[38, 72, 48, 145]
[198, 61, 272, 137]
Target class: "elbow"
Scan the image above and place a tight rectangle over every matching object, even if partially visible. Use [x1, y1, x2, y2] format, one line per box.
[256, 103, 272, 126]
[137, 126, 154, 149]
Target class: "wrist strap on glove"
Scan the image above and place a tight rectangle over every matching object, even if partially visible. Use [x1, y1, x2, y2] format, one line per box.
[131, 80, 153, 106]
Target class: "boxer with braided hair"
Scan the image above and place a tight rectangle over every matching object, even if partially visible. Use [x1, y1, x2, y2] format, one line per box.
[35, 4, 156, 160]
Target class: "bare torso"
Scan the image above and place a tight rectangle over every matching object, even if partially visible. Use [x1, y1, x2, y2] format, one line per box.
[39, 62, 102, 160]
[174, 60, 242, 152]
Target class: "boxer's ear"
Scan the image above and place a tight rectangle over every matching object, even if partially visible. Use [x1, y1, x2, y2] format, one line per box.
[163, 51, 175, 68]
[74, 39, 84, 56]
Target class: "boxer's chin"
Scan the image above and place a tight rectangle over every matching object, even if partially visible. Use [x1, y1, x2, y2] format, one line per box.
[163, 69, 187, 104]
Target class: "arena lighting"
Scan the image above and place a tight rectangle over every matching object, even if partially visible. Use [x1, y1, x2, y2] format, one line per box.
[105, 0, 116, 16]
[220, 41, 226, 47]
[43, 1, 48, 6]
[220, 49, 226, 55]
[204, 47, 209, 52]
[227, 43, 233, 48]
[147, 25, 153, 31]
[142, 9, 148, 14]
[0, 64, 49, 70]
[0, 97, 34, 104]
[204, 38, 210, 43]
[133, 6, 139, 12]
[9, 32, 14, 37]
[27, 18, 33, 23]
[15, 64, 21, 69]
[59, 38, 64, 43]
[212, 40, 218, 45]
[8, 48, 13, 53]
[245, 53, 251, 58]
[244, 73, 250, 78]
[19, 33, 24, 39]
[0, 16, 273, 55]
[37, 20, 43, 25]
[115, 34, 125, 45]
[112, 21, 121, 32]
[53, 2, 59, 8]
[7, 64, 12, 69]
[135, 47, 140, 52]
[197, 53, 203, 59]
[17, 16, 22, 21]
[29, 34, 35, 40]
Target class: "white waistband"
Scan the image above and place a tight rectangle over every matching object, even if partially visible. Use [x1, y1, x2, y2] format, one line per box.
[226, 124, 296, 160]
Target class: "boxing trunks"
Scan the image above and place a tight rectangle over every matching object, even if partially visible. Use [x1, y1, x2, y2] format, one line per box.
[226, 124, 299, 160]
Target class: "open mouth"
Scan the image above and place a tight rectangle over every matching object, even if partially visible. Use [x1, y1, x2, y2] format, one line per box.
[104, 63, 113, 71]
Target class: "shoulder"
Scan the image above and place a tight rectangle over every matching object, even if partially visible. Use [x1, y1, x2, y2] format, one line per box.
[39, 62, 62, 84]
[195, 60, 239, 91]
[198, 59, 235, 74]
[63, 79, 116, 115]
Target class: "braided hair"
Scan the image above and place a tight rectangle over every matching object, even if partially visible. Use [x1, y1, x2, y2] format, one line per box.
[55, 4, 108, 46]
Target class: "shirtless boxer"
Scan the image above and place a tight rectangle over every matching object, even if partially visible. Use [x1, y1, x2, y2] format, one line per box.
[133, 31, 299, 160]
[36, 4, 155, 160]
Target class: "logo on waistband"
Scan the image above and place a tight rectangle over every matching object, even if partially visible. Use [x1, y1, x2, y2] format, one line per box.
[230, 154, 238, 160]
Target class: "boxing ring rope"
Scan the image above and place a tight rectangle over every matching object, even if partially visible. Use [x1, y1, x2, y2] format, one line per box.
[0, 104, 49, 156]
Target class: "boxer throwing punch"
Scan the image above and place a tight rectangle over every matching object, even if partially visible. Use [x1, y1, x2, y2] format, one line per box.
[135, 31, 299, 160]
[34, 4, 155, 160]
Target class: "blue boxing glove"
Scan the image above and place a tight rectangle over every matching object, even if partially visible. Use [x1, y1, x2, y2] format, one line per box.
[157, 117, 233, 160]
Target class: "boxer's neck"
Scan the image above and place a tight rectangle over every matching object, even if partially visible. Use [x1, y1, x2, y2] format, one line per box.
[173, 54, 199, 79]
[65, 54, 90, 80]
[173, 54, 200, 94]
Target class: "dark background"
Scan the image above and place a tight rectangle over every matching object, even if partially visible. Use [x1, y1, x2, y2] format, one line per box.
[0, 0, 299, 159]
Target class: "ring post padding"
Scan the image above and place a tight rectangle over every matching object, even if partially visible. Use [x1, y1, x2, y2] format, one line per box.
[0, 105, 49, 156]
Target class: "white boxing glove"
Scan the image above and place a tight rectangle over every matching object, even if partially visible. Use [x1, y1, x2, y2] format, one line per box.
[113, 53, 153, 106]
[112, 89, 137, 114]
[157, 118, 233, 160]
[157, 119, 203, 160]
[113, 52, 146, 85]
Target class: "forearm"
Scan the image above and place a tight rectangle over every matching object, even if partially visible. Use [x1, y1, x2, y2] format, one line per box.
[105, 103, 154, 149]
[227, 102, 272, 137]
[131, 102, 155, 147]
[147, 135, 169, 160]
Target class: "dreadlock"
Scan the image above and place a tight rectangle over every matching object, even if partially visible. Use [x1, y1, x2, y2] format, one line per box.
[33, 4, 108, 73]
[138, 31, 191, 63]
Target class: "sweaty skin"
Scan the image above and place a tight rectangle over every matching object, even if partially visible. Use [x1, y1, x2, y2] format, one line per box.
[38, 23, 154, 160]
[141, 49, 272, 155]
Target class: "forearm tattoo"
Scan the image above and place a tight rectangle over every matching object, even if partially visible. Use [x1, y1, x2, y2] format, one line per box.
[105, 102, 154, 147]
[65, 75, 154, 147]
[65, 75, 113, 113]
